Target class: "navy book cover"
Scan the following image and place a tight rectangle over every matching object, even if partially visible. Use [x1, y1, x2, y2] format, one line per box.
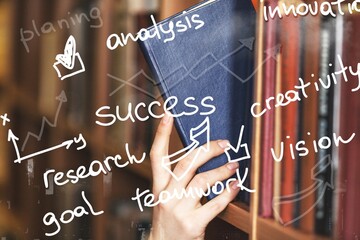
[140, 0, 257, 200]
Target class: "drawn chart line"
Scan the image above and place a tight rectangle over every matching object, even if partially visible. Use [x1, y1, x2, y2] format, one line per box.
[109, 38, 267, 100]
[21, 91, 67, 152]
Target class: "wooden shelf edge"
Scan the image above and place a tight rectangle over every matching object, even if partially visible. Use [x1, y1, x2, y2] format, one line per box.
[218, 202, 251, 234]
[257, 217, 331, 240]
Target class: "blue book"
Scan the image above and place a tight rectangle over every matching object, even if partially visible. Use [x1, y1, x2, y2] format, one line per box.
[139, 0, 256, 200]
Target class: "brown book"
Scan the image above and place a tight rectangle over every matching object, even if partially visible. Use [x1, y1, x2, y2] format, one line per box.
[160, 0, 199, 20]
[277, 7, 301, 226]
[298, 15, 321, 233]
[0, 0, 12, 185]
[38, 31, 61, 116]
[108, 1, 136, 147]
[273, 52, 282, 223]
[260, 0, 277, 218]
[0, 0, 11, 81]
[337, 14, 360, 240]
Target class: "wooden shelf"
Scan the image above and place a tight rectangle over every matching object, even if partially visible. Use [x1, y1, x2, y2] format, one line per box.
[219, 202, 251, 234]
[219, 203, 332, 240]
[256, 218, 330, 240]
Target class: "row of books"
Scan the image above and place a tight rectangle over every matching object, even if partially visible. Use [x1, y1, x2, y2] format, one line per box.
[258, 1, 360, 238]
[9, 0, 158, 238]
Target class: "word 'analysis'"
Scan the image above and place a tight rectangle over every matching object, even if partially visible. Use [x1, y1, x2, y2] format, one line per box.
[95, 96, 216, 126]
[264, 0, 360, 21]
[251, 55, 360, 118]
[107, 12, 204, 49]
[20, 7, 103, 53]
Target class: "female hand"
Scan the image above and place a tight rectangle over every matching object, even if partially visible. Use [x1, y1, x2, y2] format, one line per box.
[149, 114, 240, 240]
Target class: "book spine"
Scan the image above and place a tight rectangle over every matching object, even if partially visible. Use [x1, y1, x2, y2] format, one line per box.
[315, 16, 335, 236]
[337, 14, 360, 240]
[273, 52, 282, 223]
[108, 4, 134, 147]
[278, 11, 300, 226]
[138, 40, 191, 148]
[134, 13, 157, 153]
[332, 13, 344, 238]
[260, 0, 277, 218]
[66, 5, 92, 129]
[298, 15, 321, 233]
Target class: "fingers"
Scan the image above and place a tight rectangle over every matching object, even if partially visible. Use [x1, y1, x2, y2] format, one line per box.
[194, 180, 240, 224]
[150, 113, 173, 195]
[171, 140, 230, 186]
[185, 162, 239, 202]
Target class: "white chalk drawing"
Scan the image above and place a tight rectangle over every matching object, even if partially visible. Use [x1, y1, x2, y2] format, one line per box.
[108, 70, 156, 98]
[0, 113, 10, 126]
[53, 35, 85, 80]
[272, 155, 334, 226]
[108, 38, 267, 100]
[21, 91, 67, 152]
[10, 131, 86, 164]
[224, 125, 251, 163]
[162, 117, 210, 181]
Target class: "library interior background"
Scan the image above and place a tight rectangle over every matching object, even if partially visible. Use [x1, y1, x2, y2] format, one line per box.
[0, 0, 359, 239]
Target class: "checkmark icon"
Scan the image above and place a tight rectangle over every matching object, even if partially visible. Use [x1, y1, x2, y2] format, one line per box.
[53, 35, 85, 81]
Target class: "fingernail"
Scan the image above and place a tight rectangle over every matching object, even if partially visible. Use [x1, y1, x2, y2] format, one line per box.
[162, 113, 172, 124]
[232, 180, 240, 190]
[227, 162, 239, 170]
[217, 140, 229, 149]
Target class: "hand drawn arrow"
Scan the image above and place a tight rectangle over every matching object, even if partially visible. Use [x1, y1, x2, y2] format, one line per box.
[162, 117, 210, 181]
[224, 125, 251, 163]
[272, 155, 334, 226]
[9, 130, 86, 164]
[8, 129, 20, 160]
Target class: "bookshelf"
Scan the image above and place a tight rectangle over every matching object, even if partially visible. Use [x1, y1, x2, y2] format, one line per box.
[0, 0, 358, 239]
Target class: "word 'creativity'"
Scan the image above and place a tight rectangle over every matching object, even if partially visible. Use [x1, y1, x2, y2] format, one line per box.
[251, 55, 360, 118]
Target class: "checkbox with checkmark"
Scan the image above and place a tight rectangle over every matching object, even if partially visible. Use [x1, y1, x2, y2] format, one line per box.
[53, 35, 85, 81]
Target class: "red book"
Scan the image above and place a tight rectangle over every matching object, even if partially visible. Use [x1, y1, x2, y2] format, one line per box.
[260, 0, 277, 218]
[278, 12, 300, 225]
[337, 14, 360, 240]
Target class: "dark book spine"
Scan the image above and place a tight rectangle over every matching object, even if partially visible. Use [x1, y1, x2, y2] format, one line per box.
[298, 15, 321, 232]
[315, 16, 335, 236]
[138, 40, 191, 149]
[293, 17, 306, 229]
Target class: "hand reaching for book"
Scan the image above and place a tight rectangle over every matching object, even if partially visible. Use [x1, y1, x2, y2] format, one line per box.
[149, 114, 240, 240]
